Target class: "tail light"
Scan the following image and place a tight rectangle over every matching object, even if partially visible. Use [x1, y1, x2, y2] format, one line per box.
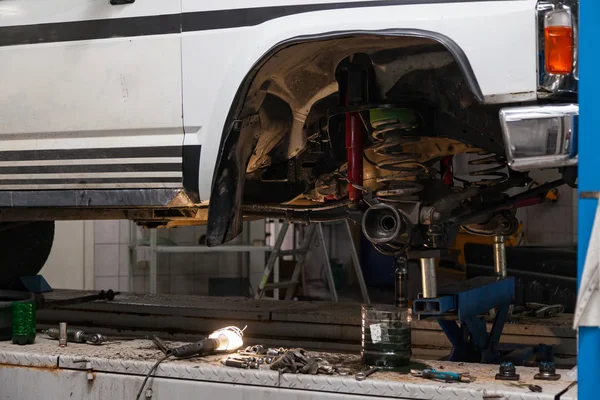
[537, 0, 578, 98]
[544, 10, 574, 74]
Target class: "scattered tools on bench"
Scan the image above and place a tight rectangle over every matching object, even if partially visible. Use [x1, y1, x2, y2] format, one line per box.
[269, 348, 335, 375]
[45, 327, 108, 345]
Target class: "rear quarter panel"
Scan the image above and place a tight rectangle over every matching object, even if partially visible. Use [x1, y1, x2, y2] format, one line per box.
[181, 0, 538, 201]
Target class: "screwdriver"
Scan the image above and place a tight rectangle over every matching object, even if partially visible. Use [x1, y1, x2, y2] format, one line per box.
[45, 328, 107, 345]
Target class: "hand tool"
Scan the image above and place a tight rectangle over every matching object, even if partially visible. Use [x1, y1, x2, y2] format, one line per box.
[411, 368, 471, 383]
[355, 366, 381, 381]
[46, 327, 108, 345]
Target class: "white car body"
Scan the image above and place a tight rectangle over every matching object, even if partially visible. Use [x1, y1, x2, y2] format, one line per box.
[0, 0, 537, 202]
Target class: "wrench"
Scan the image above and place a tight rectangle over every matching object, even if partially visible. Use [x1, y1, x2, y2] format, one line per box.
[355, 367, 381, 381]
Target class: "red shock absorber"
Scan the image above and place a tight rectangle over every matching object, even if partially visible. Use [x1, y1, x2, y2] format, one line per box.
[441, 155, 454, 186]
[346, 112, 364, 203]
[339, 54, 373, 204]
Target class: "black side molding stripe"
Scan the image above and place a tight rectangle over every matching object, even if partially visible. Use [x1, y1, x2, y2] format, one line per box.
[0, 189, 184, 207]
[1, 0, 518, 47]
[0, 14, 180, 47]
[0, 177, 182, 185]
[0, 163, 182, 174]
[0, 146, 182, 161]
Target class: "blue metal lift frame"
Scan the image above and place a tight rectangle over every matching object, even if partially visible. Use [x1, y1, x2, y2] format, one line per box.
[578, 2, 599, 398]
[413, 276, 514, 363]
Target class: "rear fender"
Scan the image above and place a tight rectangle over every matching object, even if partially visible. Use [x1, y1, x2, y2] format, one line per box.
[206, 29, 483, 245]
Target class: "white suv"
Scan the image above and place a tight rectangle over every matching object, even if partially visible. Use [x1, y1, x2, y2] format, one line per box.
[0, 0, 577, 284]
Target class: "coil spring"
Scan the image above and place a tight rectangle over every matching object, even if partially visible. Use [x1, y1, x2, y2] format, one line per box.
[468, 152, 508, 186]
[369, 115, 429, 199]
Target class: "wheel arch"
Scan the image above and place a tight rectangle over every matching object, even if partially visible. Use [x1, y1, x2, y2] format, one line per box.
[206, 29, 483, 246]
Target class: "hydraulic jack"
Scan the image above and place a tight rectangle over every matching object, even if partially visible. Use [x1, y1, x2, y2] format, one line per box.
[410, 237, 514, 363]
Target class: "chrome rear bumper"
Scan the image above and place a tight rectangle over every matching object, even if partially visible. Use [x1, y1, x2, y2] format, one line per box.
[499, 104, 578, 171]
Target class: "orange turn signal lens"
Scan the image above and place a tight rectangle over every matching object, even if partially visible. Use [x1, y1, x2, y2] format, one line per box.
[544, 10, 573, 75]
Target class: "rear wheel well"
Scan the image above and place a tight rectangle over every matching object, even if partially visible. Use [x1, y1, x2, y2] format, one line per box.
[207, 30, 491, 245]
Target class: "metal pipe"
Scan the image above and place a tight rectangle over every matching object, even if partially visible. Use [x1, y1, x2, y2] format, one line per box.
[493, 235, 507, 278]
[346, 112, 364, 203]
[395, 257, 409, 308]
[420, 258, 437, 298]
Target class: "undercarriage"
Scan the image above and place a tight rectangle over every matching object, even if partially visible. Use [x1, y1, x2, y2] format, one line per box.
[210, 42, 574, 259]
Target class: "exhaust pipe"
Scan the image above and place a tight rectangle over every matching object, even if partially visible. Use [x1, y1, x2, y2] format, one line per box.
[362, 203, 405, 244]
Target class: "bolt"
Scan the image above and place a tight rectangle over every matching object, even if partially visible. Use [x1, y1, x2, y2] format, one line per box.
[495, 362, 520, 381]
[145, 388, 153, 399]
[540, 361, 555, 374]
[534, 361, 561, 381]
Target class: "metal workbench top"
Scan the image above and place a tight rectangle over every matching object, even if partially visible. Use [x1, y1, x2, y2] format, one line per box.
[0, 338, 577, 400]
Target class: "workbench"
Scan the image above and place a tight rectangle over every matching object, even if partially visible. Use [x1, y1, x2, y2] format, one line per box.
[0, 338, 577, 400]
[0, 335, 576, 400]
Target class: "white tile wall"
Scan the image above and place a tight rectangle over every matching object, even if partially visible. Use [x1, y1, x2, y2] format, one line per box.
[95, 221, 266, 296]
[517, 169, 577, 245]
[94, 244, 119, 277]
[94, 220, 130, 291]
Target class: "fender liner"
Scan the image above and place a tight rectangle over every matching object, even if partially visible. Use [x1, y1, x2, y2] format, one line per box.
[206, 29, 482, 245]
[207, 115, 260, 246]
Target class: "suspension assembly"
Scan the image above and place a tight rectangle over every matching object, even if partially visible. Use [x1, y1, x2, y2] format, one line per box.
[332, 53, 518, 256]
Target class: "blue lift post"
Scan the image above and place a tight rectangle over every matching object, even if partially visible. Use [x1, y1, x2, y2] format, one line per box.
[579, 1, 600, 398]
